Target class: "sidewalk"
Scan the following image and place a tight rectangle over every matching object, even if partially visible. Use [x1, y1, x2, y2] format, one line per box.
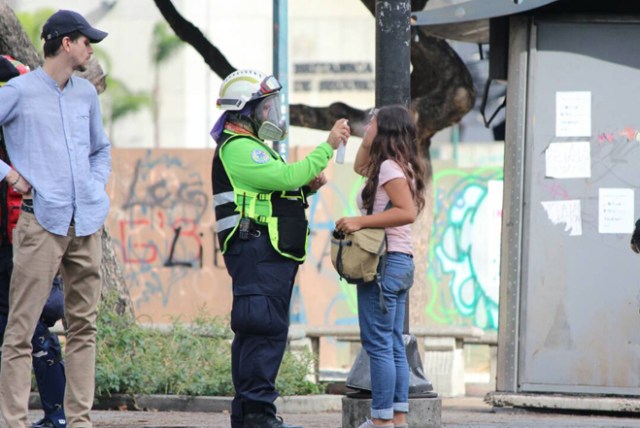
[6, 396, 640, 428]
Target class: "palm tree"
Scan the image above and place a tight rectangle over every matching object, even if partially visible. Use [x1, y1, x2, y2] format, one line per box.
[150, 21, 184, 148]
[102, 76, 152, 145]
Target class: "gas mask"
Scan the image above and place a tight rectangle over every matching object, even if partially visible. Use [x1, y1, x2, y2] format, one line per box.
[253, 94, 287, 141]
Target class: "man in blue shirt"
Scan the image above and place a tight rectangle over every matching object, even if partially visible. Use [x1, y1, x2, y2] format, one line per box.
[0, 10, 111, 428]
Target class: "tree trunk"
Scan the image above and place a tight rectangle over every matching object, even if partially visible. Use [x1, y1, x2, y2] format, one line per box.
[0, 2, 134, 319]
[100, 228, 134, 318]
[0, 1, 41, 69]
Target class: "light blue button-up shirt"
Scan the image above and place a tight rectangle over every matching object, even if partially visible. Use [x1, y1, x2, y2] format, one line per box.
[0, 68, 111, 237]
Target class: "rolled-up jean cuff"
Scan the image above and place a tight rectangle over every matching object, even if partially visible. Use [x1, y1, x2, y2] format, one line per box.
[393, 402, 409, 413]
[371, 407, 394, 420]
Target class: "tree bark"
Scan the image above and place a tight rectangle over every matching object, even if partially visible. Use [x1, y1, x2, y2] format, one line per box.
[0, 1, 41, 69]
[0, 2, 133, 318]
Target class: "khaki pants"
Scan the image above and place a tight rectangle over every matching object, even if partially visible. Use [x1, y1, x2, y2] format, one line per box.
[0, 211, 103, 428]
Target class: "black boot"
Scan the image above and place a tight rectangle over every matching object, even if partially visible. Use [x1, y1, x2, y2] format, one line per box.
[243, 413, 303, 428]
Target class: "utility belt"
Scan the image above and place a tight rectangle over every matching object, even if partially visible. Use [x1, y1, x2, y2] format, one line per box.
[234, 214, 308, 262]
[237, 217, 267, 240]
[228, 187, 309, 261]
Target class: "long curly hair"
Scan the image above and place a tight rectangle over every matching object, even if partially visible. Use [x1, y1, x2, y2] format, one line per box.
[361, 105, 426, 214]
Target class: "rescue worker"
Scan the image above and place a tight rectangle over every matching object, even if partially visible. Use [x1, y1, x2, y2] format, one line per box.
[211, 69, 350, 428]
[0, 54, 67, 428]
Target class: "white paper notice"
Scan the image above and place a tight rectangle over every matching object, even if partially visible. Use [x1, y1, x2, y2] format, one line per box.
[556, 91, 591, 137]
[541, 200, 582, 236]
[599, 188, 634, 234]
[545, 141, 591, 178]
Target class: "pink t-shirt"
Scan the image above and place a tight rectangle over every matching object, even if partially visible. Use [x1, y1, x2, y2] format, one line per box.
[356, 160, 413, 255]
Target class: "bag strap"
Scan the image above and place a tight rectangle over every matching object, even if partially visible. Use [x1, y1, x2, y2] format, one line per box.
[336, 239, 345, 279]
[369, 183, 393, 314]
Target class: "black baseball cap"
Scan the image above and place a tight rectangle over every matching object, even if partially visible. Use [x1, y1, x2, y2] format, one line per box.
[41, 10, 108, 43]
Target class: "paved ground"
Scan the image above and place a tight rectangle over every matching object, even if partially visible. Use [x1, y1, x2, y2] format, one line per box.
[5, 397, 640, 428]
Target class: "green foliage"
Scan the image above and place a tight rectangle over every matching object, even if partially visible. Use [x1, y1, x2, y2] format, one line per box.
[103, 76, 152, 124]
[151, 22, 184, 65]
[16, 9, 55, 48]
[95, 290, 320, 397]
[277, 348, 322, 396]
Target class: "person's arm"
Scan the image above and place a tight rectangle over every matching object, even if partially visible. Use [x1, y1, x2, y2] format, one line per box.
[335, 177, 416, 232]
[88, 91, 111, 185]
[224, 119, 350, 191]
[354, 141, 371, 177]
[224, 140, 333, 191]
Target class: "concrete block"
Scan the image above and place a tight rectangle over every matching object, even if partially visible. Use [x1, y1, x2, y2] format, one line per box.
[342, 396, 441, 428]
[423, 337, 465, 397]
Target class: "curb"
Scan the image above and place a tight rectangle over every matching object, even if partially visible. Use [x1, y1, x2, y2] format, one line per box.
[30, 393, 343, 414]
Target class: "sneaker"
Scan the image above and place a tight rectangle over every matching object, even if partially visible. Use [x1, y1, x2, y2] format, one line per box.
[31, 419, 55, 428]
[243, 413, 303, 428]
[356, 419, 394, 428]
[31, 414, 66, 428]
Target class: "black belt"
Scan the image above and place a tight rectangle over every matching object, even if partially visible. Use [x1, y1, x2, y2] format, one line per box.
[21, 199, 33, 214]
[21, 199, 74, 226]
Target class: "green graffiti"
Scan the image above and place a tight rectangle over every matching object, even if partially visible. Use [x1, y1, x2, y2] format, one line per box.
[426, 167, 503, 330]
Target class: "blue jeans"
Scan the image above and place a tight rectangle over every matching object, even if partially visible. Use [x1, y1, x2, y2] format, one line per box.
[357, 252, 414, 420]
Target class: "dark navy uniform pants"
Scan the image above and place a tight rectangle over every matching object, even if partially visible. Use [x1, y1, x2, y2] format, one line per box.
[223, 232, 298, 428]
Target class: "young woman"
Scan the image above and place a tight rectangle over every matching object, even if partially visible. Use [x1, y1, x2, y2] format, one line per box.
[335, 105, 426, 428]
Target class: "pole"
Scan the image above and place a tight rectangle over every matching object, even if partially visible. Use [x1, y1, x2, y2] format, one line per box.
[344, 0, 434, 400]
[375, 0, 412, 334]
[375, 0, 411, 108]
[273, 0, 290, 161]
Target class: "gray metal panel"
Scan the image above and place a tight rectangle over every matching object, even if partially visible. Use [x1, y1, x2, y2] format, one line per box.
[412, 0, 559, 26]
[519, 19, 640, 395]
[411, 0, 559, 43]
[496, 16, 530, 393]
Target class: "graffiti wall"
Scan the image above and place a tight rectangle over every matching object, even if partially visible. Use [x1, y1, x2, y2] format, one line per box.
[106, 149, 504, 367]
[426, 162, 504, 330]
[107, 149, 227, 323]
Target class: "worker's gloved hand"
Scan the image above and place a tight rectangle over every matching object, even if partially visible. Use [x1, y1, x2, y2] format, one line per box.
[630, 219, 640, 254]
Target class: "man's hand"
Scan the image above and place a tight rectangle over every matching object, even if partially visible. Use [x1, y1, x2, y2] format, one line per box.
[631, 219, 640, 253]
[326, 118, 351, 149]
[5, 169, 32, 195]
[306, 172, 327, 193]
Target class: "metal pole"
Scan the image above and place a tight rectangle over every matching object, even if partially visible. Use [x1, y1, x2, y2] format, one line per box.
[375, 0, 411, 108]
[375, 0, 412, 335]
[345, 0, 434, 397]
[273, 0, 290, 161]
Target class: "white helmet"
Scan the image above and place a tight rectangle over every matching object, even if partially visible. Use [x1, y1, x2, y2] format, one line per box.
[217, 69, 282, 111]
[217, 69, 287, 141]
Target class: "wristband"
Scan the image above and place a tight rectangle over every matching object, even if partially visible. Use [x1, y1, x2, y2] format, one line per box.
[9, 173, 20, 187]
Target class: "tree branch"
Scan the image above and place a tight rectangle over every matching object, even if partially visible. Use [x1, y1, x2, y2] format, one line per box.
[149, 0, 475, 151]
[152, 0, 235, 79]
[411, 27, 476, 146]
[289, 102, 371, 138]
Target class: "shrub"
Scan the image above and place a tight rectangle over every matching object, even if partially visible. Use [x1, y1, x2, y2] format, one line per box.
[95, 290, 319, 397]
